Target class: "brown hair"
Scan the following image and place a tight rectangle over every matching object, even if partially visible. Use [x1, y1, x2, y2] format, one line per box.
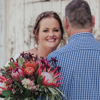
[65, 0, 92, 29]
[33, 11, 66, 47]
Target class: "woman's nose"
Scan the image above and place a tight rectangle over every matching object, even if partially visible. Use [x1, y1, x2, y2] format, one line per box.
[49, 31, 54, 36]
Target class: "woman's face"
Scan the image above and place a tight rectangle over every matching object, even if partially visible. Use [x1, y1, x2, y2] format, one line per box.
[38, 17, 62, 50]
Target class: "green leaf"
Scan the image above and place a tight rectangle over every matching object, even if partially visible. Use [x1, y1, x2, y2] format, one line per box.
[24, 89, 31, 97]
[18, 58, 24, 66]
[24, 98, 29, 100]
[55, 88, 67, 100]
[15, 81, 24, 89]
[2, 90, 11, 96]
[0, 95, 5, 98]
[9, 61, 15, 68]
[19, 76, 24, 81]
[5, 96, 10, 100]
[54, 95, 62, 100]
[48, 87, 58, 95]
[45, 88, 48, 93]
[4, 66, 9, 71]
[46, 94, 49, 100]
[51, 95, 55, 100]
[40, 85, 45, 91]
[37, 75, 42, 85]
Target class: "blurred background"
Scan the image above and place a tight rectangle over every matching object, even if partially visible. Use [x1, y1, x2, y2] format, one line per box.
[0, 0, 100, 68]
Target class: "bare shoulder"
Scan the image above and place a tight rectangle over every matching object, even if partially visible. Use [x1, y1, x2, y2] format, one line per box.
[24, 48, 38, 56]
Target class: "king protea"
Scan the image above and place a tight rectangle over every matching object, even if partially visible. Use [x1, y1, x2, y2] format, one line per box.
[11, 67, 25, 81]
[38, 60, 63, 87]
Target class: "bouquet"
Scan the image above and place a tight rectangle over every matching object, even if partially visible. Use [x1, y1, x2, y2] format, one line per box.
[0, 52, 67, 100]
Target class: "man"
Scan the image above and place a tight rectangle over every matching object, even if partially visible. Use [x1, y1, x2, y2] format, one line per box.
[47, 0, 100, 100]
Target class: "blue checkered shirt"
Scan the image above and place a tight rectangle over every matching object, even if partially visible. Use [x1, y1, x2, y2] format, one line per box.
[47, 33, 100, 100]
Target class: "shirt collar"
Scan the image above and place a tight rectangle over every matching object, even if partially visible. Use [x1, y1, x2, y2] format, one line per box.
[68, 32, 94, 43]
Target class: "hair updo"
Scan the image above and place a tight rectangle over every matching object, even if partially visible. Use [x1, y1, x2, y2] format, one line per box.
[33, 11, 66, 47]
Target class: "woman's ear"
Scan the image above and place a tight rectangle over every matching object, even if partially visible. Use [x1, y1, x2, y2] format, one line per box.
[64, 18, 69, 30]
[92, 15, 95, 27]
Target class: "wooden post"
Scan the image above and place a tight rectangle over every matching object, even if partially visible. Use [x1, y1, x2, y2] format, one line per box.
[0, 0, 6, 68]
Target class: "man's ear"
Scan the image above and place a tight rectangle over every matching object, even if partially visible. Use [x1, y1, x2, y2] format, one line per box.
[64, 18, 69, 30]
[92, 15, 95, 27]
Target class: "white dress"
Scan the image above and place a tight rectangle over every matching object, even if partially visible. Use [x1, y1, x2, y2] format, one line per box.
[5, 54, 20, 66]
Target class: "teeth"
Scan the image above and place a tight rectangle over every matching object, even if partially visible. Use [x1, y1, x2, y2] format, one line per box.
[48, 39, 55, 41]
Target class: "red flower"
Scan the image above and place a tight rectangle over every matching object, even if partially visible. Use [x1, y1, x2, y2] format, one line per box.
[24, 61, 37, 76]
[24, 67, 35, 76]
[14, 62, 18, 67]
[9, 67, 12, 71]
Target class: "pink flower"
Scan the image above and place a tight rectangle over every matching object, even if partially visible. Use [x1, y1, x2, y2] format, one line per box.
[11, 67, 24, 81]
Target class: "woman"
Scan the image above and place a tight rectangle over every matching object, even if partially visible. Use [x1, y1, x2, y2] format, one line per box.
[25, 11, 66, 58]
[6, 11, 65, 65]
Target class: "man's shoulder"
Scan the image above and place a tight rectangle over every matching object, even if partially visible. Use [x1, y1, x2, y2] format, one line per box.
[47, 38, 100, 60]
[47, 44, 71, 60]
[51, 45, 68, 54]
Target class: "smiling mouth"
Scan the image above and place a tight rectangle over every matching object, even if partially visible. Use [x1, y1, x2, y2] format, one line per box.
[47, 39, 56, 42]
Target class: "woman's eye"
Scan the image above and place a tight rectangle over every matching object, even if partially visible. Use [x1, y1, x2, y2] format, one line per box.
[54, 29, 59, 32]
[43, 30, 48, 32]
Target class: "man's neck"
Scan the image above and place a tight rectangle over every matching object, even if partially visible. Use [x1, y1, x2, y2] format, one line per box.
[69, 27, 92, 37]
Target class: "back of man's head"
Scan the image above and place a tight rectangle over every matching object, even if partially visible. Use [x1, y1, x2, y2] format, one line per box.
[65, 0, 92, 29]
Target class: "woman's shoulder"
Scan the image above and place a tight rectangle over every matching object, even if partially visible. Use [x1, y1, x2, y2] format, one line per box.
[24, 48, 38, 56]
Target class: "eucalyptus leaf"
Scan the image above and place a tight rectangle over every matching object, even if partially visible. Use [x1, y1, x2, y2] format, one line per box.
[37, 75, 42, 85]
[18, 58, 24, 66]
[2, 90, 11, 96]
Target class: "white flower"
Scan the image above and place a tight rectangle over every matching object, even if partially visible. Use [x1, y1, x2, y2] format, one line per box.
[21, 78, 35, 90]
[22, 78, 30, 86]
